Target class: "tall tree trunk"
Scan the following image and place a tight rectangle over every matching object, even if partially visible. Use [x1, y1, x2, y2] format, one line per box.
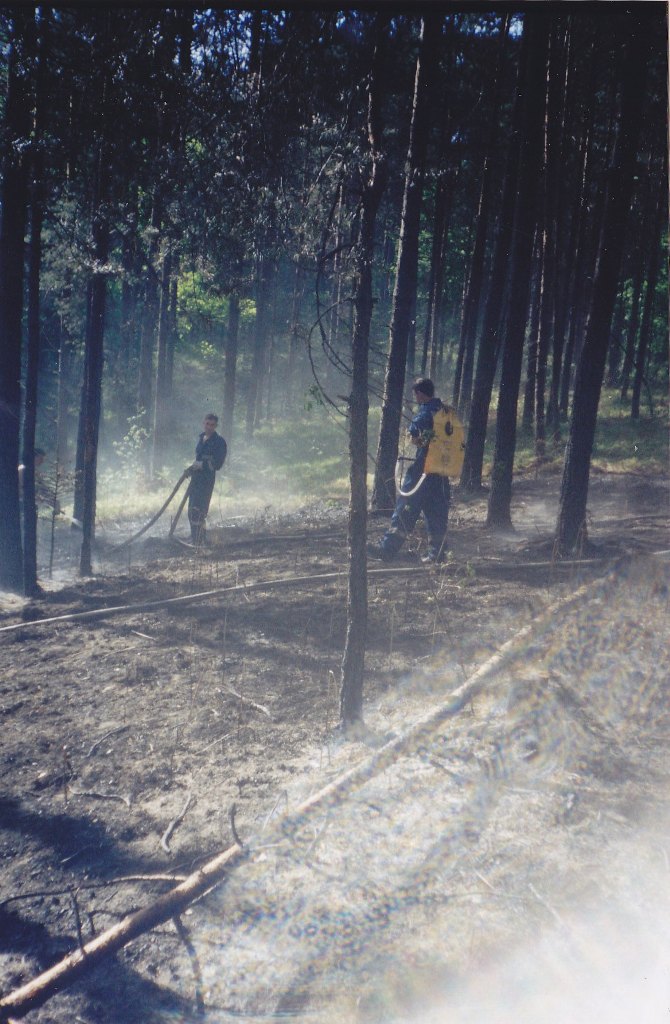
[247, 255, 274, 436]
[370, 15, 440, 512]
[79, 214, 109, 577]
[221, 292, 240, 444]
[340, 17, 387, 727]
[22, 9, 46, 597]
[422, 175, 448, 375]
[487, 12, 549, 529]
[286, 258, 304, 409]
[621, 221, 647, 402]
[0, 15, 31, 593]
[555, 14, 649, 553]
[631, 184, 664, 420]
[521, 239, 542, 431]
[459, 28, 525, 495]
[455, 16, 509, 420]
[152, 249, 173, 472]
[137, 203, 161, 470]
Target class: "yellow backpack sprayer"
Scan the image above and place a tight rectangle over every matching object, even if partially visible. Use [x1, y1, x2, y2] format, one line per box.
[396, 403, 465, 498]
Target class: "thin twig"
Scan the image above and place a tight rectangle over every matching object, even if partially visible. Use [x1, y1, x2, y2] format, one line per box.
[0, 875, 189, 909]
[69, 790, 131, 808]
[161, 793, 195, 855]
[86, 726, 130, 759]
[229, 803, 244, 849]
[223, 686, 272, 719]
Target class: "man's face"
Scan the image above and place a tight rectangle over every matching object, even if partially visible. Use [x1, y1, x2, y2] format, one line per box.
[413, 389, 429, 405]
[203, 417, 217, 437]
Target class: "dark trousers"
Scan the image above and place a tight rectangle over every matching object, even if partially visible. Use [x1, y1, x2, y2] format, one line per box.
[188, 475, 215, 542]
[381, 472, 450, 556]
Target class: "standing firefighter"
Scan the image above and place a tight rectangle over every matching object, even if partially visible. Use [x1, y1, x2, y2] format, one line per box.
[187, 413, 227, 545]
[369, 378, 464, 564]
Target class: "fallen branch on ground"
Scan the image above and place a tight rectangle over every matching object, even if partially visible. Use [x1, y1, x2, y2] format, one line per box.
[224, 685, 272, 719]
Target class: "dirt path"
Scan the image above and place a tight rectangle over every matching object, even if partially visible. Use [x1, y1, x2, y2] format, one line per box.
[0, 471, 668, 1022]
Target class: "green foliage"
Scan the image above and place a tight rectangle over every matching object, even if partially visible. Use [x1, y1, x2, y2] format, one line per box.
[111, 413, 151, 474]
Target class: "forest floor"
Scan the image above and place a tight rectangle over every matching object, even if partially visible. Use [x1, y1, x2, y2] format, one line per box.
[0, 467, 669, 1024]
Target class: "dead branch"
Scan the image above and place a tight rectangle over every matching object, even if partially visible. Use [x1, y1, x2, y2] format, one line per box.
[229, 803, 243, 848]
[85, 725, 130, 758]
[161, 793, 195, 855]
[0, 574, 608, 1021]
[69, 790, 131, 808]
[224, 685, 272, 719]
[0, 875, 188, 909]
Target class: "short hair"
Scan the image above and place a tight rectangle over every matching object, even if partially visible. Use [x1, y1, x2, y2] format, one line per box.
[412, 378, 434, 398]
[204, 413, 218, 424]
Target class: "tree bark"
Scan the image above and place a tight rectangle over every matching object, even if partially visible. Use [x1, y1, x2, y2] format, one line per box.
[455, 16, 509, 421]
[486, 13, 549, 529]
[555, 14, 650, 553]
[631, 183, 664, 419]
[221, 291, 240, 444]
[22, 10, 46, 597]
[340, 16, 387, 726]
[370, 15, 441, 513]
[0, 15, 31, 594]
[151, 248, 173, 471]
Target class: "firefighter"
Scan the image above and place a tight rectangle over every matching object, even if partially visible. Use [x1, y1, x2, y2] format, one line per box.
[187, 413, 227, 545]
[369, 378, 462, 564]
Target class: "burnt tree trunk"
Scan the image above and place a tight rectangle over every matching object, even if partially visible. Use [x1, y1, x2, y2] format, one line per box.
[340, 17, 387, 727]
[0, 15, 31, 594]
[555, 14, 649, 553]
[459, 24, 525, 495]
[455, 16, 509, 421]
[631, 183, 664, 420]
[370, 15, 441, 513]
[486, 13, 549, 529]
[221, 291, 240, 444]
[22, 11, 46, 597]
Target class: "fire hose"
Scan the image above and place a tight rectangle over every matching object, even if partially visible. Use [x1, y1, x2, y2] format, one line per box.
[112, 469, 192, 550]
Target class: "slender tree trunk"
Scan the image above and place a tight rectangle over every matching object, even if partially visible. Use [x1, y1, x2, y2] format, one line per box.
[0, 16, 30, 593]
[522, 239, 542, 431]
[631, 185, 664, 419]
[286, 258, 304, 408]
[487, 13, 549, 528]
[152, 249, 173, 472]
[422, 177, 448, 375]
[247, 255, 274, 436]
[23, 152, 44, 596]
[456, 16, 509, 421]
[22, 10, 46, 596]
[619, 243, 644, 402]
[555, 14, 649, 553]
[371, 15, 440, 512]
[340, 17, 387, 727]
[221, 292, 240, 444]
[459, 28, 525, 494]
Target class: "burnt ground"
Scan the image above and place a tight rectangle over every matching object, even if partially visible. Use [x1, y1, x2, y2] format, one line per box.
[0, 469, 668, 1023]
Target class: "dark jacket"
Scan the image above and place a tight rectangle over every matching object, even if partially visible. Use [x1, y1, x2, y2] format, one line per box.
[408, 397, 443, 475]
[195, 431, 227, 481]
